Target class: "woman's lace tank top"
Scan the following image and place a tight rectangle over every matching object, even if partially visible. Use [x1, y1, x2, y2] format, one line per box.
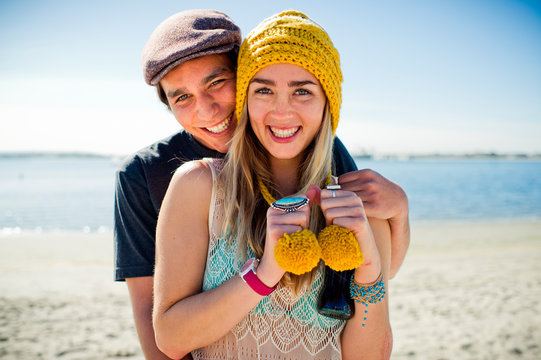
[191, 158, 345, 360]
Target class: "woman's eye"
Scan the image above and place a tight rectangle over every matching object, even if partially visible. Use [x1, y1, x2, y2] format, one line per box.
[256, 88, 272, 94]
[295, 89, 310, 95]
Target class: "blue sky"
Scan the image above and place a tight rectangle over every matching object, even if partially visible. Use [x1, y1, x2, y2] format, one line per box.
[1, 0, 540, 155]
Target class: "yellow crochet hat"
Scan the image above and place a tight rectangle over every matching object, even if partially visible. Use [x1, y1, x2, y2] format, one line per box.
[236, 10, 342, 134]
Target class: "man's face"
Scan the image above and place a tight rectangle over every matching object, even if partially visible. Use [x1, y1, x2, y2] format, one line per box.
[160, 54, 237, 153]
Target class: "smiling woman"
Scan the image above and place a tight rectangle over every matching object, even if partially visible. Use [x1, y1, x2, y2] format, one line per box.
[247, 63, 327, 161]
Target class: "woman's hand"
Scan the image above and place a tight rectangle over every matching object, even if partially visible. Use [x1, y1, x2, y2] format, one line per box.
[319, 187, 381, 282]
[257, 196, 311, 285]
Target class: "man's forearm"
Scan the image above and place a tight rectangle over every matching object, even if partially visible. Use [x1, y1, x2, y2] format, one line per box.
[388, 213, 410, 279]
[126, 277, 193, 360]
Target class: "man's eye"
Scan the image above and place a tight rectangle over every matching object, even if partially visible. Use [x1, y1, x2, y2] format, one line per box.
[210, 79, 225, 87]
[177, 94, 190, 102]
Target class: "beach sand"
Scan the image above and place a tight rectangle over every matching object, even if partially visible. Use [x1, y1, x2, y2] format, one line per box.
[1, 221, 540, 359]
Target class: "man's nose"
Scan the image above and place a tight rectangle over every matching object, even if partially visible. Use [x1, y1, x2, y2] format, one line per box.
[196, 93, 219, 121]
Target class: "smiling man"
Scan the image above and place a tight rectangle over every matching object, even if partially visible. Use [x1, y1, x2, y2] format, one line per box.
[114, 9, 409, 360]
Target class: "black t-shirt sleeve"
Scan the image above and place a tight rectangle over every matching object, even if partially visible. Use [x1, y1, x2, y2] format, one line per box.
[114, 156, 157, 281]
[332, 136, 358, 176]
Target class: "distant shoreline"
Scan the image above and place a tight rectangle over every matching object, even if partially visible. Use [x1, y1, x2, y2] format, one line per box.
[352, 152, 541, 161]
[0, 151, 115, 159]
[2, 218, 540, 236]
[1, 151, 541, 161]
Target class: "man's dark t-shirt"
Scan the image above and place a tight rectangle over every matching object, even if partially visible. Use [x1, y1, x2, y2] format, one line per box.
[114, 130, 357, 281]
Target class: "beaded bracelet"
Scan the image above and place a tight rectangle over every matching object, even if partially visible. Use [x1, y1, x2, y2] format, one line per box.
[349, 272, 386, 327]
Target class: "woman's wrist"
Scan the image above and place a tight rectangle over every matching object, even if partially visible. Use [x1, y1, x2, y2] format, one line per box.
[353, 257, 381, 284]
[256, 257, 284, 288]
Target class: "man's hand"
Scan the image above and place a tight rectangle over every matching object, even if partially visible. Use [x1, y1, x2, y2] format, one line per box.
[338, 169, 407, 221]
[338, 169, 410, 278]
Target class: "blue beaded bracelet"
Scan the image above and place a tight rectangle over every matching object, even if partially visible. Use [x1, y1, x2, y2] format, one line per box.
[349, 272, 386, 327]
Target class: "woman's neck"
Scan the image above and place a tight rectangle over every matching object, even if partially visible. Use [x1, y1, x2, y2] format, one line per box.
[270, 156, 302, 198]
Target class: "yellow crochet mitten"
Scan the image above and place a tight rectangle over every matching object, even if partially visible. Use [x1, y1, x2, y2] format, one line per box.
[318, 225, 363, 271]
[274, 229, 321, 275]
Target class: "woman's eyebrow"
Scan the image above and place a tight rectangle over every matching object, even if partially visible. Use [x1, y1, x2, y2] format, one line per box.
[250, 78, 275, 86]
[249, 78, 317, 87]
[289, 80, 317, 87]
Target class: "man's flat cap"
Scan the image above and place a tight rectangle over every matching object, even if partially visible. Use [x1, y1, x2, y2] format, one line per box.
[142, 9, 241, 85]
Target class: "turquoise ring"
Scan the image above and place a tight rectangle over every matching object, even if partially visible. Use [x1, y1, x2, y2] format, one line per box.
[271, 197, 309, 213]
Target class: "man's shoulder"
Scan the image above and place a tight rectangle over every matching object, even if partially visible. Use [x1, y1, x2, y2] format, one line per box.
[117, 131, 194, 175]
[332, 136, 358, 175]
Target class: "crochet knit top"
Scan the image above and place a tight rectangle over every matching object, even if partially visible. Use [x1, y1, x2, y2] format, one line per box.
[191, 159, 345, 360]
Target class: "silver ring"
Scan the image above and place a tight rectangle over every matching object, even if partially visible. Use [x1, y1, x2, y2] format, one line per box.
[271, 197, 309, 213]
[332, 190, 336, 198]
[326, 184, 341, 190]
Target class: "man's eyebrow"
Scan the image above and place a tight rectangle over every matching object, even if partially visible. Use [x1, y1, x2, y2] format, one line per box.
[202, 67, 233, 85]
[166, 67, 233, 99]
[167, 87, 187, 99]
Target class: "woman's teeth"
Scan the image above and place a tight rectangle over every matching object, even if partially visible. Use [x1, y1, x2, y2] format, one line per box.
[270, 126, 299, 138]
[206, 114, 232, 134]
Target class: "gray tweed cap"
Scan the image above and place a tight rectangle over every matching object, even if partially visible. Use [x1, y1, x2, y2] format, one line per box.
[142, 9, 241, 85]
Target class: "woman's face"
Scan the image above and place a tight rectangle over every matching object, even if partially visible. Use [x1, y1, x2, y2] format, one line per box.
[247, 63, 326, 162]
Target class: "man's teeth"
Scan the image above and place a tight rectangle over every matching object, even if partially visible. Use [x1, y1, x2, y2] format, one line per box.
[270, 127, 299, 138]
[206, 115, 232, 133]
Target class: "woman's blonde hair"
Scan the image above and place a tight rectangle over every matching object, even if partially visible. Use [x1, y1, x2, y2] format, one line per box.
[219, 101, 334, 293]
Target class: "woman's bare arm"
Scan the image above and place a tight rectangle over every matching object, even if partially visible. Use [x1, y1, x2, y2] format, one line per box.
[153, 161, 269, 359]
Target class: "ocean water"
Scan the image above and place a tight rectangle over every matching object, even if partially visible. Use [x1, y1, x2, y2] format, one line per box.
[355, 159, 541, 223]
[1, 157, 118, 234]
[1, 156, 540, 233]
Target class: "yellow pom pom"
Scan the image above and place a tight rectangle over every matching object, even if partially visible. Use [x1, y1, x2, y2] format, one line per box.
[319, 225, 363, 271]
[274, 229, 321, 275]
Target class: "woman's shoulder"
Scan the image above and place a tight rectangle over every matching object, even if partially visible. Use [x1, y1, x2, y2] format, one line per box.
[169, 159, 214, 195]
[174, 158, 223, 176]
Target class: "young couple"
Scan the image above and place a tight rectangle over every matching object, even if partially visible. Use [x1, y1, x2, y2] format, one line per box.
[115, 9, 409, 360]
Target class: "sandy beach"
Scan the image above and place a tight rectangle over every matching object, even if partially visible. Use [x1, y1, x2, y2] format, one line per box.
[1, 221, 540, 359]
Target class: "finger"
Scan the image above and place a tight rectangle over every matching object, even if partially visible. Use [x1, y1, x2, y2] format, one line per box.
[306, 184, 321, 207]
[331, 216, 370, 239]
[320, 189, 359, 201]
[337, 170, 369, 185]
[324, 206, 365, 222]
[268, 206, 311, 229]
[270, 225, 304, 237]
[322, 205, 365, 228]
[338, 169, 380, 184]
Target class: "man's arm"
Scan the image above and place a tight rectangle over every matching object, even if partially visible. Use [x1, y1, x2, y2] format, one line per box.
[115, 157, 189, 359]
[125, 277, 175, 359]
[338, 169, 410, 278]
